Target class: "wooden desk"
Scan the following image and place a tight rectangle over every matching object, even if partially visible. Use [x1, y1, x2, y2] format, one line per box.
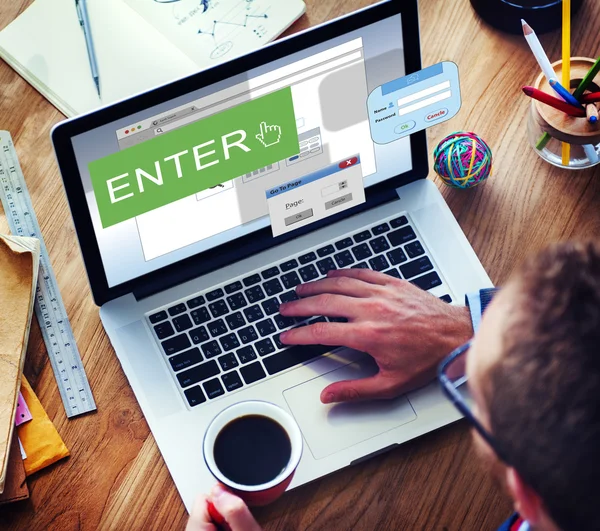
[1, 0, 599, 529]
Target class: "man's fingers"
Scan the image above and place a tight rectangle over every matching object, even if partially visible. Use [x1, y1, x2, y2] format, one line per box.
[320, 374, 403, 404]
[279, 293, 360, 319]
[186, 494, 215, 531]
[295, 276, 384, 299]
[210, 485, 262, 531]
[327, 268, 395, 286]
[281, 321, 362, 349]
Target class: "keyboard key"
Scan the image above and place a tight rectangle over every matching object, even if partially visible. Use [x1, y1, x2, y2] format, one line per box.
[243, 274, 261, 287]
[238, 325, 258, 344]
[334, 250, 355, 268]
[280, 290, 299, 303]
[169, 347, 203, 372]
[218, 352, 239, 371]
[209, 299, 228, 318]
[273, 333, 285, 350]
[226, 312, 246, 330]
[298, 252, 316, 265]
[162, 334, 191, 356]
[351, 262, 369, 269]
[388, 226, 417, 247]
[208, 319, 228, 337]
[440, 294, 453, 303]
[352, 243, 373, 261]
[308, 316, 327, 325]
[245, 285, 266, 303]
[317, 257, 337, 275]
[384, 268, 402, 279]
[372, 222, 390, 235]
[353, 230, 371, 243]
[335, 237, 354, 250]
[236, 345, 258, 364]
[203, 378, 225, 399]
[370, 236, 390, 254]
[191, 307, 211, 325]
[222, 371, 243, 392]
[227, 292, 247, 311]
[400, 257, 434, 279]
[411, 272, 442, 291]
[256, 318, 277, 337]
[240, 362, 267, 384]
[219, 333, 240, 352]
[261, 266, 280, 279]
[262, 297, 280, 315]
[153, 321, 174, 340]
[186, 296, 205, 310]
[405, 240, 425, 259]
[206, 288, 224, 302]
[263, 278, 284, 297]
[274, 313, 295, 330]
[173, 314, 193, 333]
[317, 244, 335, 257]
[299, 264, 319, 282]
[201, 340, 222, 359]
[168, 303, 186, 317]
[256, 338, 276, 356]
[281, 271, 301, 289]
[244, 305, 264, 322]
[390, 215, 408, 228]
[263, 344, 333, 375]
[387, 248, 408, 266]
[280, 259, 298, 272]
[328, 317, 348, 323]
[224, 281, 243, 294]
[369, 255, 390, 272]
[189, 326, 210, 344]
[177, 360, 220, 387]
[184, 386, 206, 407]
[149, 310, 168, 324]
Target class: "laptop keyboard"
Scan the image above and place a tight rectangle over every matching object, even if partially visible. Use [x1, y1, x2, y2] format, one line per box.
[146, 213, 453, 409]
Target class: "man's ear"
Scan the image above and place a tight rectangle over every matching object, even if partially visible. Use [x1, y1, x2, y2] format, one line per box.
[505, 467, 543, 525]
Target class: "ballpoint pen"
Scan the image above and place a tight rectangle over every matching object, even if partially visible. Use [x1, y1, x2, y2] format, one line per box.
[75, 0, 101, 98]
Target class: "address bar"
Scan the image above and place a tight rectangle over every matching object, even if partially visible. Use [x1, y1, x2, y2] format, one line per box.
[155, 50, 364, 136]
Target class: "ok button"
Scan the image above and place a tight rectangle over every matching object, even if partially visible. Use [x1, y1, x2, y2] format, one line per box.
[394, 120, 416, 134]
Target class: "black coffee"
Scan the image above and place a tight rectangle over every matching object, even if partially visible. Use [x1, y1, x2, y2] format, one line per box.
[213, 414, 292, 486]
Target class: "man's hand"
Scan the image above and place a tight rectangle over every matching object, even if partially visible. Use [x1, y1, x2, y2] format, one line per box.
[279, 269, 473, 404]
[186, 485, 262, 531]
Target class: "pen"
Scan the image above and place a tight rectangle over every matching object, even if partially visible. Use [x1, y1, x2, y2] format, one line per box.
[549, 79, 582, 108]
[75, 0, 101, 98]
[522, 86, 586, 117]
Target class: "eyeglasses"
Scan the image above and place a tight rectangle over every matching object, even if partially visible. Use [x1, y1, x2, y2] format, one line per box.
[437, 341, 510, 464]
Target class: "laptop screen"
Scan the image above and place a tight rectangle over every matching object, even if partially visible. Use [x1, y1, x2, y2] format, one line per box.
[70, 12, 411, 289]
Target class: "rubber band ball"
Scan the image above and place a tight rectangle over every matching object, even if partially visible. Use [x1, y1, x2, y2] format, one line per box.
[433, 132, 493, 189]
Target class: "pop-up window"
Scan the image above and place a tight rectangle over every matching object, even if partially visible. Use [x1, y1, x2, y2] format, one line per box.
[266, 155, 365, 237]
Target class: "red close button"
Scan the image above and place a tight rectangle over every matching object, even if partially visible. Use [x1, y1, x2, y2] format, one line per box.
[339, 157, 358, 169]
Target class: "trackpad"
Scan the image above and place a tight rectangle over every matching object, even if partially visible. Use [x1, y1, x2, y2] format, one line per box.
[283, 356, 417, 460]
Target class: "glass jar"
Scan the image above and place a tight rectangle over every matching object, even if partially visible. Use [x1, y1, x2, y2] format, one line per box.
[527, 58, 600, 170]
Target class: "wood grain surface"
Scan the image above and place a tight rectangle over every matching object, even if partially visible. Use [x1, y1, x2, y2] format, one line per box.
[1, 0, 599, 529]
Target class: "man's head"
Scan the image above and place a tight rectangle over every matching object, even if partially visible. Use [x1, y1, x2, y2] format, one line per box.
[467, 241, 600, 531]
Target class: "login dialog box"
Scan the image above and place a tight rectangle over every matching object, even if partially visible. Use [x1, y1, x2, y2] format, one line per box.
[367, 62, 461, 144]
[266, 155, 365, 237]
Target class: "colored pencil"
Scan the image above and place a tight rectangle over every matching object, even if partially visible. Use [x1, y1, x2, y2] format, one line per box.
[521, 20, 556, 83]
[586, 103, 599, 123]
[573, 57, 600, 100]
[581, 92, 600, 104]
[561, 0, 571, 165]
[549, 79, 582, 108]
[583, 144, 599, 164]
[522, 86, 586, 117]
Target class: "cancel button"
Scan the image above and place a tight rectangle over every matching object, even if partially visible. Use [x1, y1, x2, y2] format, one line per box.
[425, 108, 448, 122]
[325, 193, 353, 210]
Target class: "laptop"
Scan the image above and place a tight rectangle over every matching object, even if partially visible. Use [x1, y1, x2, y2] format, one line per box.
[51, 0, 492, 511]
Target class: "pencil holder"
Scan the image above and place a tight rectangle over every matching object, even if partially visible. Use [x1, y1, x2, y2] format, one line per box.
[527, 58, 600, 169]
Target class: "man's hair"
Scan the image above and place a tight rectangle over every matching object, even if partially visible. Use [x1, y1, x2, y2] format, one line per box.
[487, 241, 600, 531]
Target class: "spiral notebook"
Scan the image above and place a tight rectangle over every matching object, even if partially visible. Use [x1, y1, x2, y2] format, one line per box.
[0, 0, 305, 117]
